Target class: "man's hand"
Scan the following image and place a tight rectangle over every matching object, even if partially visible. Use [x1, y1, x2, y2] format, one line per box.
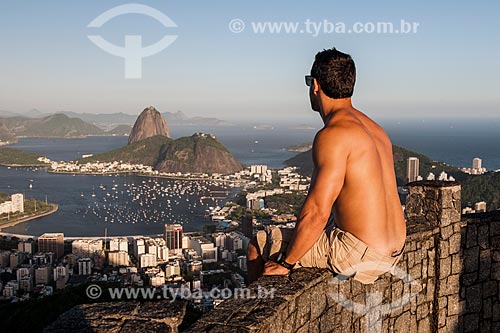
[262, 261, 290, 276]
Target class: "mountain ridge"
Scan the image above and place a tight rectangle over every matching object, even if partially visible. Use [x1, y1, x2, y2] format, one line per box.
[0, 109, 235, 129]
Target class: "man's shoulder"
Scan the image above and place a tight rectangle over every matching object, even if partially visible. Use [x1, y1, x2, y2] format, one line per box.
[315, 117, 366, 145]
[312, 124, 356, 160]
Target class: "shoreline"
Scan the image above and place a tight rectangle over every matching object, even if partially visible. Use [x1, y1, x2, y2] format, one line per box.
[0, 203, 59, 230]
[47, 170, 135, 176]
[47, 169, 248, 184]
[0, 163, 49, 167]
[137, 173, 248, 184]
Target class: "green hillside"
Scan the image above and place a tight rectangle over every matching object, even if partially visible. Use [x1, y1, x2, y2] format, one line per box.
[159, 134, 229, 164]
[461, 172, 500, 209]
[0, 148, 49, 166]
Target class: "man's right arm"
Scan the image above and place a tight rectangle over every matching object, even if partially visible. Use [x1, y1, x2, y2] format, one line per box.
[283, 126, 351, 264]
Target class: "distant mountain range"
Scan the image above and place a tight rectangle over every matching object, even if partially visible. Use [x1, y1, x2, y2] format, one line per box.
[0, 108, 236, 143]
[0, 109, 235, 130]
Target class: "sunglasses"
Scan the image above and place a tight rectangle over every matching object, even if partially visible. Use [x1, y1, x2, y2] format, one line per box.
[305, 75, 313, 87]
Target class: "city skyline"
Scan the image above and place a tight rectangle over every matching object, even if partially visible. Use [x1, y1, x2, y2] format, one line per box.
[0, 1, 498, 123]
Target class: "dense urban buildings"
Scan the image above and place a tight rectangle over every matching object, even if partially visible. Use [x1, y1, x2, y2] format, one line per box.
[461, 157, 488, 175]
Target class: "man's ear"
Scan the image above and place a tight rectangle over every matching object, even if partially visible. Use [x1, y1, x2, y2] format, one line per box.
[312, 79, 320, 95]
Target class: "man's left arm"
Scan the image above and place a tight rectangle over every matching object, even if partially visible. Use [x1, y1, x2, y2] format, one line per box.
[263, 128, 350, 275]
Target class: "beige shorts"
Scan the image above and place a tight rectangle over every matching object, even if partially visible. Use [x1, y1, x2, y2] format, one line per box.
[256, 225, 404, 284]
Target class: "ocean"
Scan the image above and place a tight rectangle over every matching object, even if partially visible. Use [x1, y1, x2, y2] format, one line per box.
[2, 122, 500, 237]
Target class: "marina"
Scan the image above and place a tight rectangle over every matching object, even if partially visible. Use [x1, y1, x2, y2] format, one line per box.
[0, 167, 241, 237]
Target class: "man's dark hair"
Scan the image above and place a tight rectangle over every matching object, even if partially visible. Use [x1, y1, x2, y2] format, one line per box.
[311, 48, 356, 99]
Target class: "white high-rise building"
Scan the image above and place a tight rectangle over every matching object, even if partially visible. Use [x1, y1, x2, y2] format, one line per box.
[35, 265, 52, 285]
[72, 239, 103, 258]
[109, 238, 128, 253]
[146, 238, 158, 257]
[472, 157, 482, 170]
[214, 233, 227, 248]
[18, 240, 33, 254]
[250, 165, 268, 175]
[406, 157, 420, 183]
[11, 193, 24, 213]
[108, 251, 129, 267]
[53, 265, 68, 282]
[139, 253, 157, 268]
[185, 235, 217, 263]
[156, 245, 169, 263]
[134, 238, 146, 259]
[17, 266, 33, 281]
[165, 262, 181, 278]
[77, 258, 93, 275]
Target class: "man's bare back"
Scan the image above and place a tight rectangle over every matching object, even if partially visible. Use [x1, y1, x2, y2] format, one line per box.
[248, 48, 407, 282]
[317, 107, 406, 256]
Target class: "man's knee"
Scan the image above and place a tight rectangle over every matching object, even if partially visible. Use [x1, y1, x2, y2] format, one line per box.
[247, 237, 260, 260]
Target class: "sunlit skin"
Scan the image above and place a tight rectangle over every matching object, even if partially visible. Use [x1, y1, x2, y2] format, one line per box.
[248, 77, 406, 280]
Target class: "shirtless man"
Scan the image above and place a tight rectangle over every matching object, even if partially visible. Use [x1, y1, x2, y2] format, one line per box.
[247, 48, 406, 284]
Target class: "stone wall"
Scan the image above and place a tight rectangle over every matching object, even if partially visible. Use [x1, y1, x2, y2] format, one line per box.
[187, 181, 499, 332]
[459, 211, 500, 332]
[44, 301, 186, 333]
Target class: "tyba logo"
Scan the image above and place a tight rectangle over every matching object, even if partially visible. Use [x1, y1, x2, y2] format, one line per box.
[87, 3, 177, 79]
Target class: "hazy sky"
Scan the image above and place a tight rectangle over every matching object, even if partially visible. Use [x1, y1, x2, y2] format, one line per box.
[0, 1, 498, 123]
